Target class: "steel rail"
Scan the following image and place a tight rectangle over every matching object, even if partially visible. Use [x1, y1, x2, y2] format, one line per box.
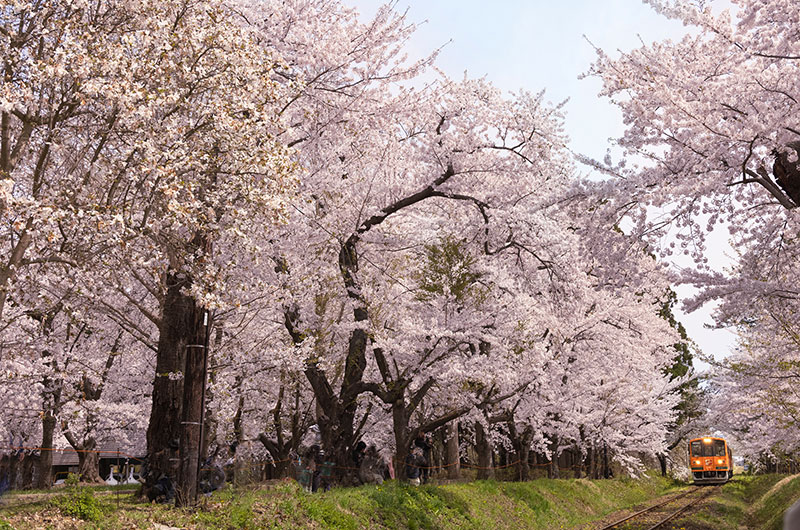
[645, 485, 721, 530]
[599, 485, 706, 530]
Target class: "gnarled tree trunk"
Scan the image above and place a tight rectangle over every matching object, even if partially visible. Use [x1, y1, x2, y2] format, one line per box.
[144, 270, 192, 500]
[74, 439, 102, 483]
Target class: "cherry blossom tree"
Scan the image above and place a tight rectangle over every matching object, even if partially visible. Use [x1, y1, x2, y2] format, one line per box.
[587, 0, 800, 466]
[585, 0, 800, 299]
[230, 0, 696, 482]
[0, 0, 725, 497]
[57, 327, 150, 483]
[703, 269, 800, 466]
[1, 0, 295, 502]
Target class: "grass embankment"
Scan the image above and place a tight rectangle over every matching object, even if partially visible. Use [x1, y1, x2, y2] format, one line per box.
[687, 473, 800, 530]
[0, 474, 683, 530]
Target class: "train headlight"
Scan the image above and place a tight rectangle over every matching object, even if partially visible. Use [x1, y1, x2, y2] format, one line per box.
[717, 459, 724, 465]
[694, 460, 701, 465]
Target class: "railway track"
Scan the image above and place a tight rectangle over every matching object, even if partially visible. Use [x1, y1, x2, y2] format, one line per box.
[599, 484, 721, 530]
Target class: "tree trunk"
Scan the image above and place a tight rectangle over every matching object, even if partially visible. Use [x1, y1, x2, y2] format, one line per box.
[76, 440, 102, 483]
[37, 408, 56, 489]
[548, 436, 560, 479]
[506, 421, 531, 482]
[229, 393, 246, 486]
[21, 453, 38, 489]
[446, 422, 460, 480]
[257, 383, 306, 480]
[258, 433, 292, 479]
[392, 400, 411, 481]
[37, 318, 63, 491]
[475, 422, 494, 480]
[565, 448, 573, 478]
[144, 270, 192, 500]
[517, 442, 530, 482]
[296, 167, 460, 479]
[7, 454, 18, 490]
[200, 325, 223, 463]
[176, 305, 209, 506]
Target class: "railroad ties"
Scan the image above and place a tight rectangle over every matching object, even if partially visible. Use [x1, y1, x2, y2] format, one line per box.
[599, 484, 722, 530]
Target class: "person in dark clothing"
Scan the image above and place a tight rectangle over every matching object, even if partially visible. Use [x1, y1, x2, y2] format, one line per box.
[198, 457, 226, 494]
[148, 474, 175, 503]
[405, 445, 425, 485]
[0, 468, 8, 498]
[414, 435, 432, 484]
[307, 445, 325, 492]
[352, 441, 367, 469]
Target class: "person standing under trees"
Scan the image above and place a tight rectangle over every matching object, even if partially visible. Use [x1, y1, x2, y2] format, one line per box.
[0, 465, 8, 499]
[304, 445, 322, 492]
[352, 441, 366, 471]
[382, 448, 395, 481]
[414, 435, 433, 484]
[405, 444, 426, 486]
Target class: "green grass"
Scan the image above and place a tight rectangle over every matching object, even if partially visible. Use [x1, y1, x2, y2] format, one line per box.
[0, 473, 707, 529]
[749, 474, 800, 530]
[2, 474, 684, 529]
[679, 474, 800, 530]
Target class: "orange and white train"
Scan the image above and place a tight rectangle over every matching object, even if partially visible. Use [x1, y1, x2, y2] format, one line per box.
[688, 436, 733, 484]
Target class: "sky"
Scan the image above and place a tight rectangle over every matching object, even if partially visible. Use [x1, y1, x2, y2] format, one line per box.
[348, 0, 739, 367]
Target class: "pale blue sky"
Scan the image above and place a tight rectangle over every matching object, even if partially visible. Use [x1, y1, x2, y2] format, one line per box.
[349, 0, 738, 367]
[349, 0, 691, 164]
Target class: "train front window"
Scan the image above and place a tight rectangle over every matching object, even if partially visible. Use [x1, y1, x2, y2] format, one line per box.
[691, 439, 725, 456]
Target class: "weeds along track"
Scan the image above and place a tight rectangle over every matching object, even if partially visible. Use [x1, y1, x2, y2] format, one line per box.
[600, 484, 722, 530]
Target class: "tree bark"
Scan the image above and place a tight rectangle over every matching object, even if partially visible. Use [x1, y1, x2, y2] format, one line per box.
[446, 422, 460, 480]
[392, 400, 412, 481]
[548, 436, 560, 479]
[507, 420, 531, 482]
[77, 440, 102, 483]
[475, 422, 494, 480]
[37, 413, 56, 489]
[144, 270, 192, 500]
[516, 441, 530, 482]
[176, 304, 209, 506]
